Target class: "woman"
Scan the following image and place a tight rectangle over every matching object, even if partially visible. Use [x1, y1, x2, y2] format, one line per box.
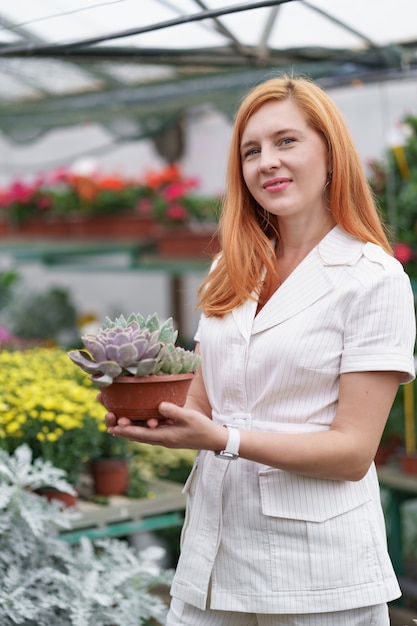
[105, 75, 416, 625]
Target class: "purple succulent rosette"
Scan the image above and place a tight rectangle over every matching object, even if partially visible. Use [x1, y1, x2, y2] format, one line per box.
[68, 313, 201, 387]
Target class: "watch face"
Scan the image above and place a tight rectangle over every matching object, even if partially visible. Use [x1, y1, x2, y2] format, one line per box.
[215, 450, 239, 460]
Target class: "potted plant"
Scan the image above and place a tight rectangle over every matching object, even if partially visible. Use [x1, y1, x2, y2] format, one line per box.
[89, 422, 132, 496]
[137, 163, 219, 227]
[0, 346, 107, 488]
[0, 164, 219, 241]
[68, 312, 201, 422]
[0, 444, 172, 625]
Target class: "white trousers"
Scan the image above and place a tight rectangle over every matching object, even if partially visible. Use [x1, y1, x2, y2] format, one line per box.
[166, 598, 390, 626]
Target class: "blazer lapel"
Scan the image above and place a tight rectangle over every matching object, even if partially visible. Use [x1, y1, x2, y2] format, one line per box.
[252, 252, 332, 333]
[252, 225, 364, 334]
[232, 293, 258, 342]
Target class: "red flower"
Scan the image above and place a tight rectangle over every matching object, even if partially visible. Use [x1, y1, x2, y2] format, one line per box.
[163, 183, 187, 201]
[165, 204, 188, 221]
[144, 164, 182, 188]
[97, 175, 127, 191]
[394, 243, 414, 265]
[6, 181, 35, 204]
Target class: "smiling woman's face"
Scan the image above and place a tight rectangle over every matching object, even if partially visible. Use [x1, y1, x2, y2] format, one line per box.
[240, 98, 329, 221]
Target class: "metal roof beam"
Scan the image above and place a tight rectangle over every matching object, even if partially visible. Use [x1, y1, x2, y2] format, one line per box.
[0, 0, 296, 56]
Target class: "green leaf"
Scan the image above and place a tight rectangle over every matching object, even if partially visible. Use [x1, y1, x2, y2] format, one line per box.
[144, 313, 160, 333]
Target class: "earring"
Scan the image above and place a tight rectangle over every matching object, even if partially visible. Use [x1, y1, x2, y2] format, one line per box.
[322, 171, 333, 211]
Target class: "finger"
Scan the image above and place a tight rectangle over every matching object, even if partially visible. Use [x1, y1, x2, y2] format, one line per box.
[104, 411, 118, 427]
[114, 416, 133, 427]
[158, 401, 183, 420]
[111, 422, 164, 443]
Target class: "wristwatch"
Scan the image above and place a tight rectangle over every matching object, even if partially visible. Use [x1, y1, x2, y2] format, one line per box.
[215, 425, 240, 460]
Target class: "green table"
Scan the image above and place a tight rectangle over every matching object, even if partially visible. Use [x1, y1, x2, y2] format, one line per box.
[60, 479, 186, 544]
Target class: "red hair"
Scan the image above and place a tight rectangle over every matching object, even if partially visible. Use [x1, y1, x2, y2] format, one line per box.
[198, 75, 391, 317]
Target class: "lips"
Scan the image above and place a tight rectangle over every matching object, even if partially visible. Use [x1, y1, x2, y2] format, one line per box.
[263, 177, 291, 191]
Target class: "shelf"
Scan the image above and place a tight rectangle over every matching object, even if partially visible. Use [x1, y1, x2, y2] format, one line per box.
[60, 479, 186, 544]
[0, 238, 212, 273]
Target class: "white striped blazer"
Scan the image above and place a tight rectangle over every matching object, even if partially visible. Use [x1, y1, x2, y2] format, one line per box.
[170, 225, 416, 613]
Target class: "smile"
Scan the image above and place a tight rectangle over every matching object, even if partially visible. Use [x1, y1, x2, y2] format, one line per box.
[263, 178, 291, 191]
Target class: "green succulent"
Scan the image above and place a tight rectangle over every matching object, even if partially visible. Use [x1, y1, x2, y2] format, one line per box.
[68, 312, 201, 387]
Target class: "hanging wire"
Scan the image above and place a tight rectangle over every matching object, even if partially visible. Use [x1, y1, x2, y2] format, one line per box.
[0, 0, 295, 56]
[0, 0, 130, 34]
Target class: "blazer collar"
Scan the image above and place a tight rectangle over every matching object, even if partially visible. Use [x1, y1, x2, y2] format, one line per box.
[232, 225, 364, 339]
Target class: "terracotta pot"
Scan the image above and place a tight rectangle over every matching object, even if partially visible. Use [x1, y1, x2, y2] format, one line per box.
[100, 373, 195, 422]
[90, 457, 129, 495]
[374, 434, 403, 466]
[156, 225, 220, 258]
[1, 213, 159, 240]
[374, 445, 392, 467]
[36, 487, 78, 508]
[0, 218, 9, 237]
[400, 452, 417, 475]
[67, 213, 157, 239]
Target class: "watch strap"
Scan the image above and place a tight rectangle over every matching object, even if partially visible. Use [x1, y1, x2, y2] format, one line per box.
[215, 425, 240, 460]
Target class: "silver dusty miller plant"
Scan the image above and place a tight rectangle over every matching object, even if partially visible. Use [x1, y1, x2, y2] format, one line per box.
[0, 444, 172, 626]
[68, 312, 201, 387]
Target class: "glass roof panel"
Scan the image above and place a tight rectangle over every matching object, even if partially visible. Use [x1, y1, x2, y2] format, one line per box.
[3, 0, 415, 51]
[0, 0, 416, 141]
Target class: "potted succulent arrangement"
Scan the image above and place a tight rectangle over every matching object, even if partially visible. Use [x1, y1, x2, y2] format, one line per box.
[68, 312, 201, 422]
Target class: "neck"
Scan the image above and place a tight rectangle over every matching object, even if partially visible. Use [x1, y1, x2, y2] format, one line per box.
[273, 215, 336, 284]
[275, 214, 336, 259]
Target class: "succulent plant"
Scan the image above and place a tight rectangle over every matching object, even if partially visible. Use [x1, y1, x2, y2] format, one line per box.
[68, 312, 201, 387]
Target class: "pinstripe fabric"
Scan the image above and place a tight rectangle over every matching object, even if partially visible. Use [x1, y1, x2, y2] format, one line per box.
[170, 226, 416, 614]
[166, 598, 390, 625]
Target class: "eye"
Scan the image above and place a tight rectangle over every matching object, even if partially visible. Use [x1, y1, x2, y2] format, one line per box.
[280, 137, 295, 147]
[241, 146, 260, 159]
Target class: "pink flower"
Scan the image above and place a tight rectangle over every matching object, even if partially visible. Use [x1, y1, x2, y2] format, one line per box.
[394, 243, 414, 265]
[45, 168, 72, 184]
[163, 183, 187, 201]
[0, 325, 14, 344]
[165, 204, 188, 221]
[184, 176, 199, 191]
[7, 181, 35, 204]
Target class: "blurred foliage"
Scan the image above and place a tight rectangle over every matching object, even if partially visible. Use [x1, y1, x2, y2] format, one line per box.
[0, 269, 19, 311]
[368, 114, 417, 278]
[0, 272, 80, 348]
[0, 347, 106, 485]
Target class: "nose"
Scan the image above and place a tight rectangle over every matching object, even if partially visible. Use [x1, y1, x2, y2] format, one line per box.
[258, 146, 281, 171]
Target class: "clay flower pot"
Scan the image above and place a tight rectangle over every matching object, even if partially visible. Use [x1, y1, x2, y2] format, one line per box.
[90, 457, 129, 496]
[100, 372, 195, 422]
[36, 487, 78, 508]
[400, 451, 417, 476]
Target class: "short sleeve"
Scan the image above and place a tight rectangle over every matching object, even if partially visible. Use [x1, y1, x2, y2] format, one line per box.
[340, 269, 416, 383]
